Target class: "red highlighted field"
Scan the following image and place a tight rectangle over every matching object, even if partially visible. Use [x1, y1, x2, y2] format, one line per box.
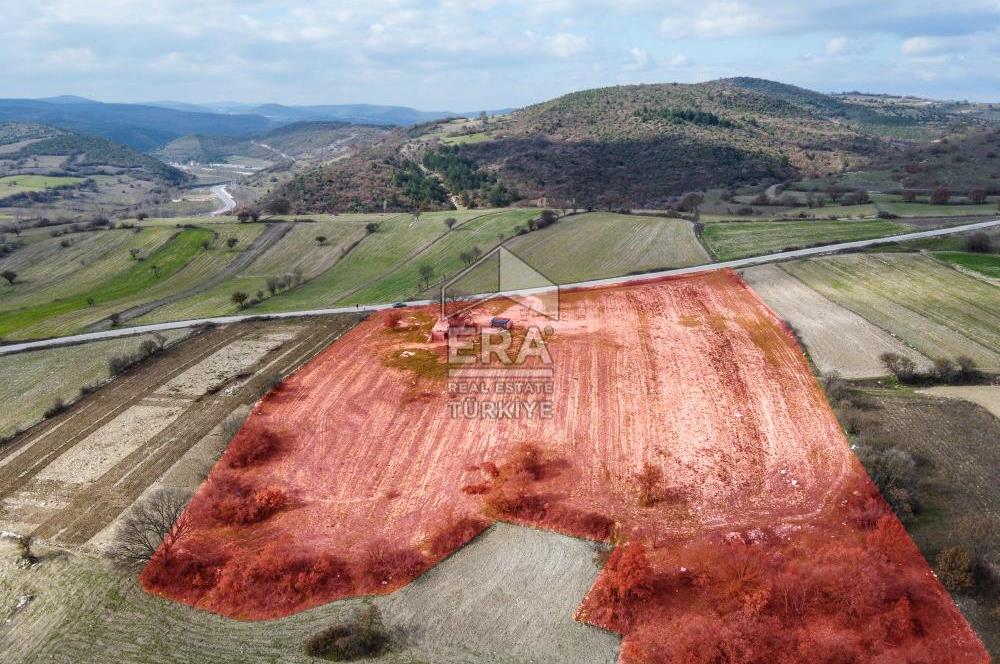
[143, 270, 986, 662]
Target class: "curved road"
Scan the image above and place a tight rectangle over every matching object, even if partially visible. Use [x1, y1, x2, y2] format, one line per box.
[209, 184, 237, 216]
[2, 218, 997, 355]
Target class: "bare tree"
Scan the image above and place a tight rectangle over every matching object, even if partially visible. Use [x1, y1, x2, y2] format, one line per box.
[444, 217, 457, 231]
[111, 488, 193, 569]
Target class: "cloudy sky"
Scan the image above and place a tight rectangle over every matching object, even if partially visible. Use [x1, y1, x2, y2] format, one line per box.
[3, 1, 999, 109]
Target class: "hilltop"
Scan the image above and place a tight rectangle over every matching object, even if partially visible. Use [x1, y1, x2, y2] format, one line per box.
[266, 78, 998, 212]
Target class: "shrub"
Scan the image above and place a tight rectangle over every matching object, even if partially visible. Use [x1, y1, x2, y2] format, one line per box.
[930, 187, 951, 205]
[635, 462, 665, 507]
[605, 542, 654, 603]
[210, 477, 289, 525]
[217, 545, 353, 612]
[880, 352, 918, 383]
[364, 545, 428, 588]
[44, 398, 68, 418]
[483, 483, 547, 520]
[426, 516, 489, 559]
[936, 547, 975, 591]
[305, 603, 389, 661]
[140, 539, 228, 603]
[383, 311, 403, 329]
[964, 231, 993, 253]
[226, 427, 283, 468]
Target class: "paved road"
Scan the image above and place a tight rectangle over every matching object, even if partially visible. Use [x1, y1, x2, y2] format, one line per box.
[2, 218, 997, 356]
[209, 184, 236, 216]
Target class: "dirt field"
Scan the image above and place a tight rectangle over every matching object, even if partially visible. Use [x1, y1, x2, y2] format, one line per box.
[1, 524, 616, 663]
[143, 271, 985, 661]
[742, 264, 931, 378]
[0, 315, 360, 548]
[919, 386, 1000, 418]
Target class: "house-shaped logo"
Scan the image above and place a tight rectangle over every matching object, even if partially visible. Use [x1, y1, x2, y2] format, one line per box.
[441, 246, 560, 321]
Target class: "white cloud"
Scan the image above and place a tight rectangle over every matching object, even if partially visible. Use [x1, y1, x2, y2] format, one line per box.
[545, 32, 590, 58]
[825, 36, 849, 56]
[901, 36, 949, 55]
[41, 47, 101, 70]
[624, 47, 654, 71]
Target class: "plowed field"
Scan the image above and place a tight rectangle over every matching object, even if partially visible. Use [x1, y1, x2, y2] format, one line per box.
[144, 270, 986, 662]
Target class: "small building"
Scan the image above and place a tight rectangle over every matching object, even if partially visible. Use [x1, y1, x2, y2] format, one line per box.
[490, 317, 513, 330]
[429, 314, 477, 342]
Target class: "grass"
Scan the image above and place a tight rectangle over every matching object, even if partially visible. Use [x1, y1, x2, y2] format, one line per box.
[932, 251, 1000, 279]
[0, 330, 189, 437]
[134, 219, 369, 323]
[700, 219, 907, 261]
[0, 228, 213, 338]
[504, 212, 708, 283]
[783, 253, 1000, 369]
[873, 198, 999, 218]
[0, 174, 86, 197]
[442, 132, 491, 145]
[252, 210, 531, 311]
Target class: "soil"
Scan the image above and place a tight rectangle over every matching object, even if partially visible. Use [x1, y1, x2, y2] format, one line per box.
[141, 271, 987, 661]
[0, 316, 360, 549]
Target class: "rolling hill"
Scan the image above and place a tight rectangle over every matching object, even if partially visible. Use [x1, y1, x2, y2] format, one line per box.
[266, 78, 997, 212]
[0, 98, 275, 152]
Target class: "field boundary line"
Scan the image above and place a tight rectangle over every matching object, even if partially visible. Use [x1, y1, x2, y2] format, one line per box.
[2, 218, 997, 356]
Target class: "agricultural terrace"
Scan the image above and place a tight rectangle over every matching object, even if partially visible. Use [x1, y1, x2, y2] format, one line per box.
[784, 253, 1000, 370]
[0, 330, 188, 438]
[143, 271, 984, 661]
[0, 223, 264, 339]
[700, 219, 908, 261]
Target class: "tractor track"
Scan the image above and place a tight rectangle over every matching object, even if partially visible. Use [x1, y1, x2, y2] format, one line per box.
[0, 326, 249, 498]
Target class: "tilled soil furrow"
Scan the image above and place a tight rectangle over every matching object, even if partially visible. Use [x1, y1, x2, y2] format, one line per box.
[0, 328, 247, 498]
[34, 318, 360, 544]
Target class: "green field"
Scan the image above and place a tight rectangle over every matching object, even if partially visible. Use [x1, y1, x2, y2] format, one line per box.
[0, 174, 86, 197]
[700, 219, 907, 261]
[0, 228, 213, 337]
[252, 210, 531, 311]
[134, 218, 370, 322]
[932, 251, 1000, 279]
[504, 212, 708, 283]
[876, 200, 998, 218]
[784, 253, 1000, 369]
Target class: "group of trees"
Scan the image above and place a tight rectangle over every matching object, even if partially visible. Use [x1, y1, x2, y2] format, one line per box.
[880, 352, 980, 386]
[636, 106, 736, 128]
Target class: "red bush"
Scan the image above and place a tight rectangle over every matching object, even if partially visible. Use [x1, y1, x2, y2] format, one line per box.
[211, 482, 289, 525]
[507, 442, 545, 480]
[364, 545, 429, 589]
[606, 542, 655, 604]
[226, 427, 284, 469]
[215, 545, 353, 614]
[547, 505, 615, 540]
[383, 311, 403, 329]
[427, 516, 490, 559]
[141, 541, 228, 603]
[483, 483, 547, 520]
[461, 482, 491, 495]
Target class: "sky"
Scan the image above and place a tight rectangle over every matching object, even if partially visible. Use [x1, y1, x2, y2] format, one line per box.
[2, 1, 998, 110]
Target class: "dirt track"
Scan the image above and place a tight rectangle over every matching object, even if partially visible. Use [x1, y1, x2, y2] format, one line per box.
[87, 221, 294, 330]
[0, 315, 359, 546]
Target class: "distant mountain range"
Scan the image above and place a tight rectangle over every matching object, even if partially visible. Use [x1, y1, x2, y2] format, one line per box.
[143, 101, 512, 127]
[0, 97, 511, 153]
